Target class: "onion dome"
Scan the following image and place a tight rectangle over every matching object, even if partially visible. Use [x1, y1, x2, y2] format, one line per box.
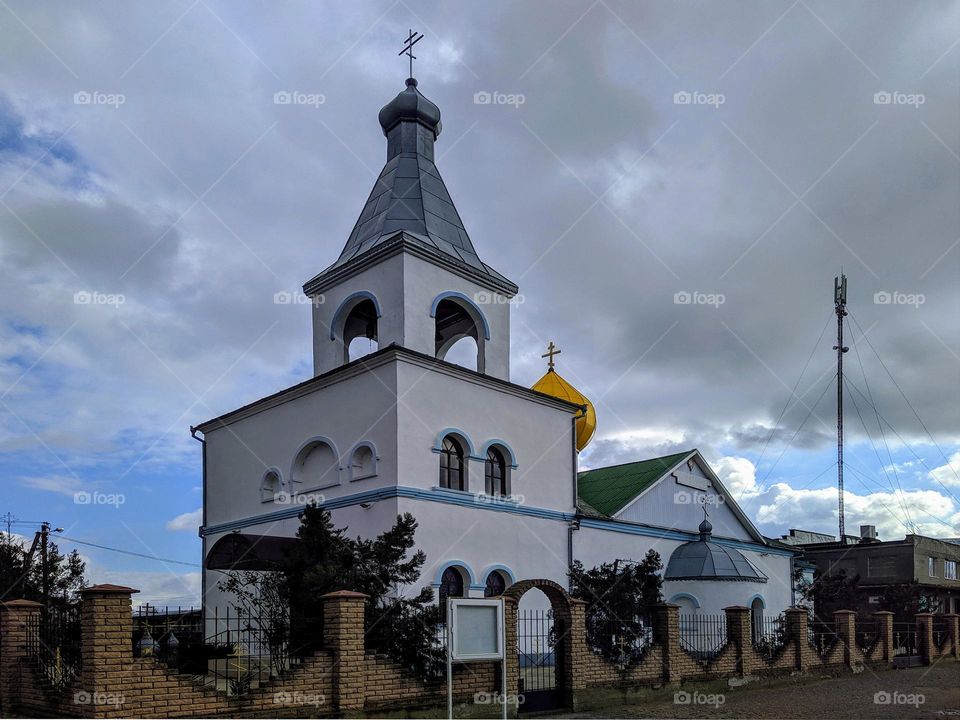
[665, 520, 766, 582]
[378, 78, 442, 139]
[531, 345, 596, 451]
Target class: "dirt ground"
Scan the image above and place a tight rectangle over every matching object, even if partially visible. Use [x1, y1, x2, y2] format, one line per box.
[568, 662, 960, 719]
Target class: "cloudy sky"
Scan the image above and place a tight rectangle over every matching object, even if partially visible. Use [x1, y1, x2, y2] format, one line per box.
[1, 1, 957, 605]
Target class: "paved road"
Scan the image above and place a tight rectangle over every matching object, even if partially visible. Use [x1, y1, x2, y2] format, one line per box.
[568, 662, 960, 719]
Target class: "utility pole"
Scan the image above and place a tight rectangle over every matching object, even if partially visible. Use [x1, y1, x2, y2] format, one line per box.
[833, 274, 849, 541]
[1, 512, 12, 543]
[40, 521, 50, 603]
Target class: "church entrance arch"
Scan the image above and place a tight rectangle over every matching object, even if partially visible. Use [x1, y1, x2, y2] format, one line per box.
[502, 579, 573, 714]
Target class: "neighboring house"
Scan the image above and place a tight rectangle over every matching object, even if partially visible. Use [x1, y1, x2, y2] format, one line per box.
[794, 527, 960, 615]
[195, 75, 799, 621]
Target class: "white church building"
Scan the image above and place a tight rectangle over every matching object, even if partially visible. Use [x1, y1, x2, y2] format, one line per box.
[194, 76, 800, 620]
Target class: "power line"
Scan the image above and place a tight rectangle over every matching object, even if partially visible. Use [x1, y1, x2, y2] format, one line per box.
[56, 536, 200, 568]
[849, 310, 959, 482]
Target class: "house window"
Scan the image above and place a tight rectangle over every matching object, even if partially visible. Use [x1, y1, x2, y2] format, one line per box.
[260, 470, 282, 503]
[945, 561, 957, 580]
[439, 436, 466, 491]
[484, 571, 507, 597]
[349, 443, 377, 481]
[929, 557, 937, 577]
[438, 566, 465, 621]
[484, 446, 508, 496]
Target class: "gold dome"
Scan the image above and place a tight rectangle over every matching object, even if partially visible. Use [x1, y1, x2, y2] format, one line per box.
[531, 343, 596, 451]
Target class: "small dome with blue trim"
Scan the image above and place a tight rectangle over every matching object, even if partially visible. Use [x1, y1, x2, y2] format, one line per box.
[665, 518, 767, 582]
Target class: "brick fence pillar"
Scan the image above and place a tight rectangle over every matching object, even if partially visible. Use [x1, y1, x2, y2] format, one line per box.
[80, 584, 138, 716]
[567, 598, 588, 710]
[503, 596, 519, 717]
[944, 614, 960, 660]
[915, 613, 934, 665]
[784, 607, 809, 671]
[321, 590, 368, 713]
[0, 599, 43, 715]
[833, 610, 857, 668]
[654, 603, 680, 683]
[724, 606, 752, 676]
[872, 611, 894, 664]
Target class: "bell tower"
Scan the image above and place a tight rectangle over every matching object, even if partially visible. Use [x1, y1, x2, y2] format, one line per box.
[303, 72, 518, 380]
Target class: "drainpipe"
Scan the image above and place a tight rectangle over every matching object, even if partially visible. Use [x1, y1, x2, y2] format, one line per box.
[568, 405, 587, 590]
[190, 425, 206, 617]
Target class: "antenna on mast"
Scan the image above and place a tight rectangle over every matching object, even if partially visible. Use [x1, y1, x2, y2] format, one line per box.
[833, 272, 849, 541]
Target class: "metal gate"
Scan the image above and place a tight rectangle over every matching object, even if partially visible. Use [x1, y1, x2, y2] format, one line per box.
[892, 622, 921, 667]
[517, 609, 563, 713]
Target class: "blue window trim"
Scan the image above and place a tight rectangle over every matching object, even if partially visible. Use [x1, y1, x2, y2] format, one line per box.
[432, 560, 477, 588]
[747, 593, 766, 609]
[329, 291, 382, 341]
[480, 564, 517, 586]
[429, 291, 491, 340]
[668, 592, 701, 609]
[479, 439, 518, 469]
[259, 467, 284, 503]
[432, 428, 476, 457]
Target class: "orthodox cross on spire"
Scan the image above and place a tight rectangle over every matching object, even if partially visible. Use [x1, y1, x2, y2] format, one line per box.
[542, 341, 561, 371]
[398, 29, 424, 79]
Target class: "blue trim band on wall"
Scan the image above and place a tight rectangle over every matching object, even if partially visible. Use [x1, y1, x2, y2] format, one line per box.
[199, 486, 796, 558]
[429, 291, 491, 340]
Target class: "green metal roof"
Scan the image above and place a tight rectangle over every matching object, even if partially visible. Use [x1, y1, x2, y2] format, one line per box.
[577, 451, 693, 517]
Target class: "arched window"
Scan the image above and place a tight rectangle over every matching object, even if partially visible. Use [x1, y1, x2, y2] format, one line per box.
[438, 566, 465, 620]
[484, 570, 507, 597]
[292, 439, 339, 490]
[439, 436, 466, 491]
[484, 446, 508, 496]
[750, 597, 764, 642]
[349, 443, 377, 481]
[433, 297, 486, 373]
[260, 470, 282, 503]
[336, 296, 379, 363]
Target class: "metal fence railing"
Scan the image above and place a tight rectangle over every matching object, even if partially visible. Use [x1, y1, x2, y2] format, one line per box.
[751, 614, 788, 661]
[855, 617, 880, 653]
[586, 614, 655, 668]
[26, 604, 82, 692]
[807, 619, 838, 657]
[891, 622, 918, 658]
[678, 614, 727, 663]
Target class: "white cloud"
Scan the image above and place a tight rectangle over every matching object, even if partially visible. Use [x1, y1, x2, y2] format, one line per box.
[714, 456, 758, 499]
[165, 508, 202, 532]
[19, 474, 85, 497]
[929, 452, 960, 487]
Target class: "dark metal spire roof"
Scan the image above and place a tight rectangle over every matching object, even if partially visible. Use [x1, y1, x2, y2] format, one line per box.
[304, 79, 516, 296]
[664, 521, 768, 582]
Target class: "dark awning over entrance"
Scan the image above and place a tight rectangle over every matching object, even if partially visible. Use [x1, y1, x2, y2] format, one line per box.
[205, 533, 297, 571]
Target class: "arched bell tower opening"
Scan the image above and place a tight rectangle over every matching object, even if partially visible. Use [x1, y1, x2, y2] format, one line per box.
[330, 292, 380, 364]
[433, 296, 487, 373]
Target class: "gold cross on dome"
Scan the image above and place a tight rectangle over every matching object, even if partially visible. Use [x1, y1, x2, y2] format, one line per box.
[542, 341, 561, 370]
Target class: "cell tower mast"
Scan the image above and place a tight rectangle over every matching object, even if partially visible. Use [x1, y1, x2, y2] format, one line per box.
[833, 273, 849, 541]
